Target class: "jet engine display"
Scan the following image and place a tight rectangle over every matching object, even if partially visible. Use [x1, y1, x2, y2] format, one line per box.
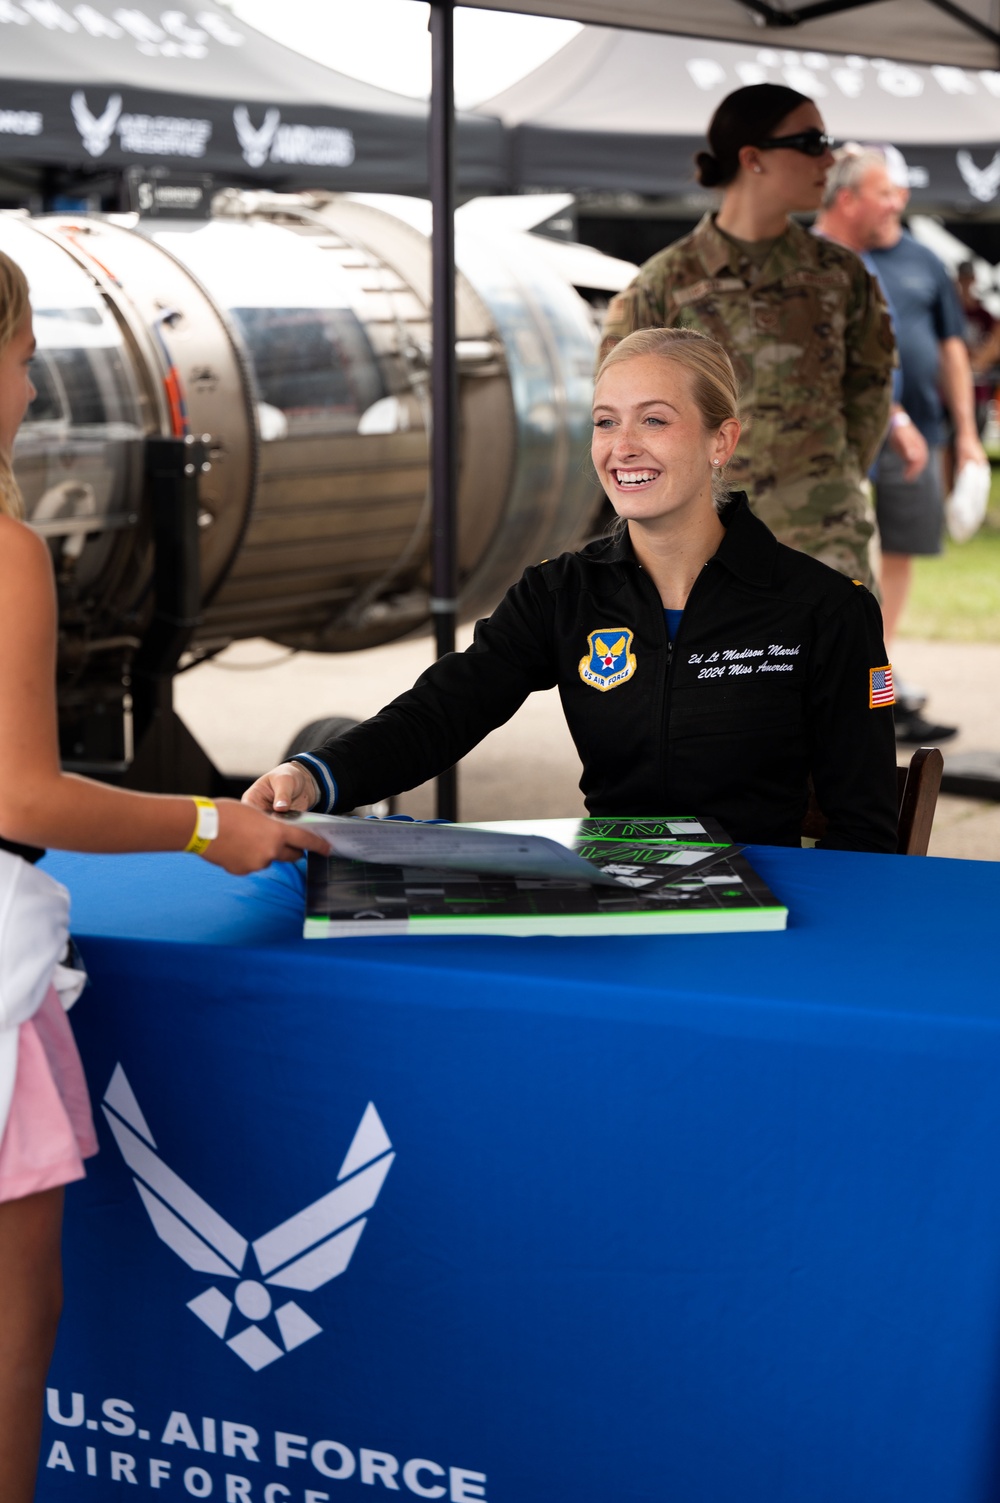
[0, 193, 626, 782]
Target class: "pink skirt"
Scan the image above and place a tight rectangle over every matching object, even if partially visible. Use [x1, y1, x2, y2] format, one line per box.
[0, 985, 98, 1203]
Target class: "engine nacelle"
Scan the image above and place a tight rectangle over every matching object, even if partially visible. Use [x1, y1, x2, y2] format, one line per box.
[0, 192, 623, 778]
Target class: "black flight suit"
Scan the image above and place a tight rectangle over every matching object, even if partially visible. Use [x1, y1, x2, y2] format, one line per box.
[295, 494, 898, 851]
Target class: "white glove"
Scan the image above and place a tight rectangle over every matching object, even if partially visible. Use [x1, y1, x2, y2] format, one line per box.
[945, 460, 992, 544]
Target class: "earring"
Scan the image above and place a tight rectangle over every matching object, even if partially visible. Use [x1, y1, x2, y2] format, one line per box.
[712, 459, 720, 466]
[753, 165, 762, 174]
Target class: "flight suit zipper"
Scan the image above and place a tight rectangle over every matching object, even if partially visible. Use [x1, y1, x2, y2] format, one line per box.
[657, 557, 715, 810]
[628, 563, 671, 799]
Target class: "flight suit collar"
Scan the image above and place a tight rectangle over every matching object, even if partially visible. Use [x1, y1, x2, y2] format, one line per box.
[712, 493, 778, 586]
[691, 211, 819, 290]
[594, 493, 778, 588]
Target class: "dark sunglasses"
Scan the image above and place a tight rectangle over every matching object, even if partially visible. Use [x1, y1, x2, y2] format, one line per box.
[759, 129, 834, 158]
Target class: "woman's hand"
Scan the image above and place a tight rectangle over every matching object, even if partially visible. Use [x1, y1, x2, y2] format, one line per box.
[201, 799, 327, 875]
[241, 762, 320, 815]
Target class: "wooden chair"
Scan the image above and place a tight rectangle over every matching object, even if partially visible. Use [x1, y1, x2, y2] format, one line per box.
[802, 746, 944, 855]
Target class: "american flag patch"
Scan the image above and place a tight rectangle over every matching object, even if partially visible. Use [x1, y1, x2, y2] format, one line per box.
[869, 665, 895, 707]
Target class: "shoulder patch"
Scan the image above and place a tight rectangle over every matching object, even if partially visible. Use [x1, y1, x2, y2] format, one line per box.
[869, 665, 895, 708]
[579, 628, 637, 692]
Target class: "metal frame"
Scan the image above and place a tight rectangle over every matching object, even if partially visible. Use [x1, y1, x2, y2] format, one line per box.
[456, 0, 1000, 53]
[429, 0, 460, 821]
[738, 0, 1000, 45]
[122, 436, 241, 797]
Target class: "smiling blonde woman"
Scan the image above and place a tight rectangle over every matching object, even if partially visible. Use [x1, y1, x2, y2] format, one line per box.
[245, 328, 898, 855]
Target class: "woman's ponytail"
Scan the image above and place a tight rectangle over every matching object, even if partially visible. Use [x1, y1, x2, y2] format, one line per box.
[694, 151, 725, 189]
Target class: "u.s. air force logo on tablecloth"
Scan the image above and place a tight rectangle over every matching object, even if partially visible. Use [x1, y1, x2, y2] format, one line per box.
[578, 628, 637, 691]
[101, 1064, 393, 1371]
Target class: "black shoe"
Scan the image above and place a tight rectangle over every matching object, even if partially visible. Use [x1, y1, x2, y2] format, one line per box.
[894, 679, 928, 715]
[893, 707, 958, 745]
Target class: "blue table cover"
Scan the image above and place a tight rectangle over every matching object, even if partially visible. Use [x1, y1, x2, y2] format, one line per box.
[32, 844, 1000, 1503]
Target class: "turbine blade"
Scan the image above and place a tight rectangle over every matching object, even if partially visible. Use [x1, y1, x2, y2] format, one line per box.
[134, 1181, 238, 1278]
[102, 1108, 247, 1272]
[338, 1103, 392, 1180]
[266, 1219, 366, 1292]
[253, 1152, 394, 1277]
[104, 1065, 156, 1147]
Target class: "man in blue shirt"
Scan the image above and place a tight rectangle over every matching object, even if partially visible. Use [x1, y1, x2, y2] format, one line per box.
[819, 146, 985, 743]
[815, 148, 926, 481]
[866, 154, 985, 742]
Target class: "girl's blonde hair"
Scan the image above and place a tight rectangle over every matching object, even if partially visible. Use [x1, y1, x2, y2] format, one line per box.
[0, 249, 30, 519]
[596, 326, 740, 509]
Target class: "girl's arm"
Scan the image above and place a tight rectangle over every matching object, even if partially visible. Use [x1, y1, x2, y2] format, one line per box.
[0, 517, 324, 872]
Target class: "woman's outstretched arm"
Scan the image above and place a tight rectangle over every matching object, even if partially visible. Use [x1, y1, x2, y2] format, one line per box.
[244, 562, 558, 815]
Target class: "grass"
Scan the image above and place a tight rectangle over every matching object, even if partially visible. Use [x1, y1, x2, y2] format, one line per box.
[897, 461, 1000, 642]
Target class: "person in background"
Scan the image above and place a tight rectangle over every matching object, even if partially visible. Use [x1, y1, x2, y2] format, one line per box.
[0, 249, 326, 1503]
[814, 146, 928, 485]
[863, 153, 987, 744]
[600, 83, 895, 589]
[956, 261, 999, 438]
[814, 147, 947, 742]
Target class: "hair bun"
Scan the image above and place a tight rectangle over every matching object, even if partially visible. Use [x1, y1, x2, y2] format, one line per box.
[694, 150, 723, 188]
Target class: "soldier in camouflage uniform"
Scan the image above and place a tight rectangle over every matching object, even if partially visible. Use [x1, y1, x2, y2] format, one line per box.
[600, 85, 895, 587]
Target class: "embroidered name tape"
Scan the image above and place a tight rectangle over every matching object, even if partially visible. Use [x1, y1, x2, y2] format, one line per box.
[579, 628, 637, 692]
[869, 665, 895, 708]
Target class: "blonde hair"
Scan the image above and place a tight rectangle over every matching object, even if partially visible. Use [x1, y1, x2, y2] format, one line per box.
[0, 250, 30, 520]
[596, 327, 740, 509]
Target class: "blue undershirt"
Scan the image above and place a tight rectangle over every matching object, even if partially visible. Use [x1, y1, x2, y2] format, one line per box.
[664, 609, 684, 643]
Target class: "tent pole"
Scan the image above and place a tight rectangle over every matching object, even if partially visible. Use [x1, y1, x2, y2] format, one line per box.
[429, 0, 459, 823]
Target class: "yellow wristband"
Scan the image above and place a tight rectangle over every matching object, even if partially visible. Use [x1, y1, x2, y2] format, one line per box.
[184, 797, 219, 855]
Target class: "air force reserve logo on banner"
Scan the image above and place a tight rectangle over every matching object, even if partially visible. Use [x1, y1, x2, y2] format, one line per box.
[579, 628, 637, 692]
[102, 1065, 394, 1372]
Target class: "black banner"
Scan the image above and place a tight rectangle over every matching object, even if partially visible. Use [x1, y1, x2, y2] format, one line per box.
[0, 81, 506, 194]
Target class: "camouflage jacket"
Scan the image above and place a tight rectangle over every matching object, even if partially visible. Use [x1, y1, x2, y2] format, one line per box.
[600, 214, 896, 583]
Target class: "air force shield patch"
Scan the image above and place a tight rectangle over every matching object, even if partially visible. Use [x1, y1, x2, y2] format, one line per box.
[578, 628, 637, 692]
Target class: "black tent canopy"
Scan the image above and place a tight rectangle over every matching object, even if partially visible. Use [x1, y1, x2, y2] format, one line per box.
[0, 0, 506, 197]
[476, 27, 1000, 211]
[468, 0, 1000, 69]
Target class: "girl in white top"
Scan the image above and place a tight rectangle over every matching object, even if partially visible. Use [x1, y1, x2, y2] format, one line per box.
[0, 248, 325, 1503]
